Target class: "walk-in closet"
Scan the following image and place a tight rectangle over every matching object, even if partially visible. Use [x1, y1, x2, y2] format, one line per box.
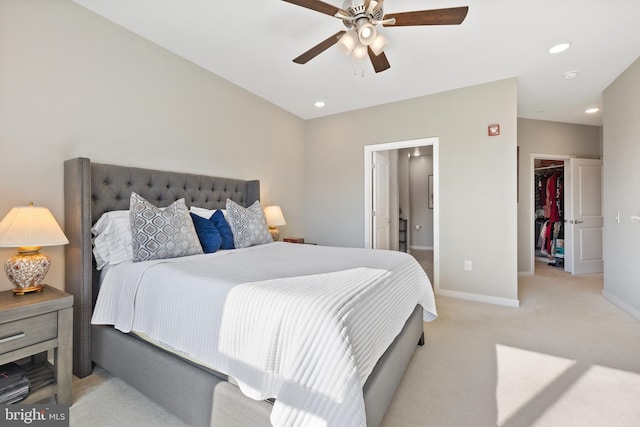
[534, 159, 564, 267]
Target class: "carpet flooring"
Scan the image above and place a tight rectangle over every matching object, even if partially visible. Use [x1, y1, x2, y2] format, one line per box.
[67, 261, 640, 427]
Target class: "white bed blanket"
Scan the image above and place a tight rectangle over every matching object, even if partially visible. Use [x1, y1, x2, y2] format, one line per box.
[92, 242, 436, 427]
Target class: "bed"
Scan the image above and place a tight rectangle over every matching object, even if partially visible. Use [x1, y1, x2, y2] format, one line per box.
[63, 157, 436, 427]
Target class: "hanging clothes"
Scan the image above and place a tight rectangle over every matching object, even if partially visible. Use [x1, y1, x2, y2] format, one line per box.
[546, 174, 561, 223]
[534, 167, 564, 264]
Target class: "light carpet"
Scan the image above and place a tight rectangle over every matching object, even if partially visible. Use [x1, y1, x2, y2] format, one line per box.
[68, 262, 640, 426]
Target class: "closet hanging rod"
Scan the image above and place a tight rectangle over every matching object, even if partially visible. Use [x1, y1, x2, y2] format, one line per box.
[535, 164, 564, 171]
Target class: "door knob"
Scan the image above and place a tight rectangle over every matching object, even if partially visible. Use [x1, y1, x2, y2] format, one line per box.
[565, 219, 583, 224]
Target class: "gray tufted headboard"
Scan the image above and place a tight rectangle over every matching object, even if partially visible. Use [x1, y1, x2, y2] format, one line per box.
[63, 157, 259, 377]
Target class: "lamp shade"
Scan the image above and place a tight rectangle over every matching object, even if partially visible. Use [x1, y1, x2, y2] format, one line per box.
[264, 205, 286, 227]
[0, 205, 69, 248]
[369, 33, 388, 56]
[352, 44, 368, 61]
[337, 30, 358, 55]
[358, 23, 377, 46]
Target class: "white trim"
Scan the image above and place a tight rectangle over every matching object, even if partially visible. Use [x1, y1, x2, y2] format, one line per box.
[364, 137, 439, 291]
[518, 271, 534, 277]
[411, 245, 433, 250]
[603, 290, 640, 323]
[437, 289, 520, 308]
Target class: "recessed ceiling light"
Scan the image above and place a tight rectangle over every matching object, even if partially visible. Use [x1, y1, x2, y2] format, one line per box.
[585, 107, 600, 114]
[563, 70, 578, 79]
[549, 43, 571, 54]
[314, 101, 325, 108]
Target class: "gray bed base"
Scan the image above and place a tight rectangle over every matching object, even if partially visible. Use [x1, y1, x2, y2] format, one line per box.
[64, 157, 424, 427]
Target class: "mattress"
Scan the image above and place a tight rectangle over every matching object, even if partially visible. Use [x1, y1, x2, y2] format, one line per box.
[92, 242, 436, 427]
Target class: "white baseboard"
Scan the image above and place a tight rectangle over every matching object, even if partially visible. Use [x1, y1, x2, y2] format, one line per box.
[518, 270, 534, 277]
[436, 288, 520, 308]
[410, 245, 434, 250]
[603, 290, 640, 322]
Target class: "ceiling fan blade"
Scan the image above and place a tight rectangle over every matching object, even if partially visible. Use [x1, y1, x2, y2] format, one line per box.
[372, 0, 384, 14]
[293, 31, 346, 64]
[365, 0, 375, 14]
[368, 47, 391, 73]
[383, 6, 469, 27]
[282, 0, 346, 18]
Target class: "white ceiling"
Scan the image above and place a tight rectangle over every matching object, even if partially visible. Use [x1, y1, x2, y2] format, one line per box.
[72, 0, 640, 125]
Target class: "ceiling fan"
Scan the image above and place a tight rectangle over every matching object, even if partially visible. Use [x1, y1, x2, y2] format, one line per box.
[282, 0, 468, 73]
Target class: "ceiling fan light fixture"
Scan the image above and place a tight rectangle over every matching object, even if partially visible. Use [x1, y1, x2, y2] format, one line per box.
[337, 30, 358, 55]
[358, 23, 377, 45]
[369, 33, 388, 56]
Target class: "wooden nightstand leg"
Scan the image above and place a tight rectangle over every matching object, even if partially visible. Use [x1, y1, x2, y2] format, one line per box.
[55, 307, 73, 404]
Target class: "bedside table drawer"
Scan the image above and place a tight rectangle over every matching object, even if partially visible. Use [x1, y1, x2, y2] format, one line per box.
[0, 312, 57, 354]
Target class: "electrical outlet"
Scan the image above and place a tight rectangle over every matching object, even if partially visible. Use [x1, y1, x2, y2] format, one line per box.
[464, 260, 472, 271]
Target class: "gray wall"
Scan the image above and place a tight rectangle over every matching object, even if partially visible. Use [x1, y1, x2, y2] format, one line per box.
[602, 57, 640, 320]
[517, 119, 601, 273]
[0, 0, 306, 291]
[305, 79, 519, 303]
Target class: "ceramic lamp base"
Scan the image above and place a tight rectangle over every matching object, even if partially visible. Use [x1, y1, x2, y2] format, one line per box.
[269, 227, 280, 241]
[4, 248, 50, 296]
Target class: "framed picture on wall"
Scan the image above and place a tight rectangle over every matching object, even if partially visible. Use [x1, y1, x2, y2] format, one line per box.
[428, 175, 433, 209]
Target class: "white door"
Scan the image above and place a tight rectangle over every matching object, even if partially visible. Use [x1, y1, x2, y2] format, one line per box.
[564, 158, 603, 274]
[373, 152, 391, 249]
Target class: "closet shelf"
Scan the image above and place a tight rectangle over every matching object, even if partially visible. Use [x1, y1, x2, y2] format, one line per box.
[535, 165, 564, 171]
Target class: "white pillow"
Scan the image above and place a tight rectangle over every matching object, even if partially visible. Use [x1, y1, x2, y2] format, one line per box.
[189, 206, 226, 219]
[91, 210, 133, 270]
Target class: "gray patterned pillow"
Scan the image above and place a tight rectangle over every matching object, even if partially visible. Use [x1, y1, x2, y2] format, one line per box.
[225, 199, 273, 249]
[130, 192, 203, 262]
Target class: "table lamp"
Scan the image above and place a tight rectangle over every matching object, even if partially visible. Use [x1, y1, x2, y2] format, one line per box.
[263, 205, 286, 241]
[0, 203, 69, 295]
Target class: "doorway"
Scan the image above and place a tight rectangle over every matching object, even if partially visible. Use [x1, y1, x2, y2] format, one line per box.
[533, 157, 566, 271]
[530, 154, 603, 275]
[364, 137, 439, 288]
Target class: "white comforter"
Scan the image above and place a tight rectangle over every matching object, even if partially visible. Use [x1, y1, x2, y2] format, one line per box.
[92, 242, 436, 427]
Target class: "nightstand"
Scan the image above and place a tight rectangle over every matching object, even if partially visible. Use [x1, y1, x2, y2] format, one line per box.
[0, 285, 73, 404]
[283, 237, 305, 244]
[283, 238, 317, 245]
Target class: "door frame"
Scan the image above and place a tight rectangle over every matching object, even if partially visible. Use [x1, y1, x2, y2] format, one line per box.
[529, 153, 573, 274]
[364, 137, 439, 288]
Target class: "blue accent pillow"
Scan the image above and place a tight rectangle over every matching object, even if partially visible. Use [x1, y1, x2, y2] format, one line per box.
[190, 213, 222, 253]
[211, 210, 235, 249]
